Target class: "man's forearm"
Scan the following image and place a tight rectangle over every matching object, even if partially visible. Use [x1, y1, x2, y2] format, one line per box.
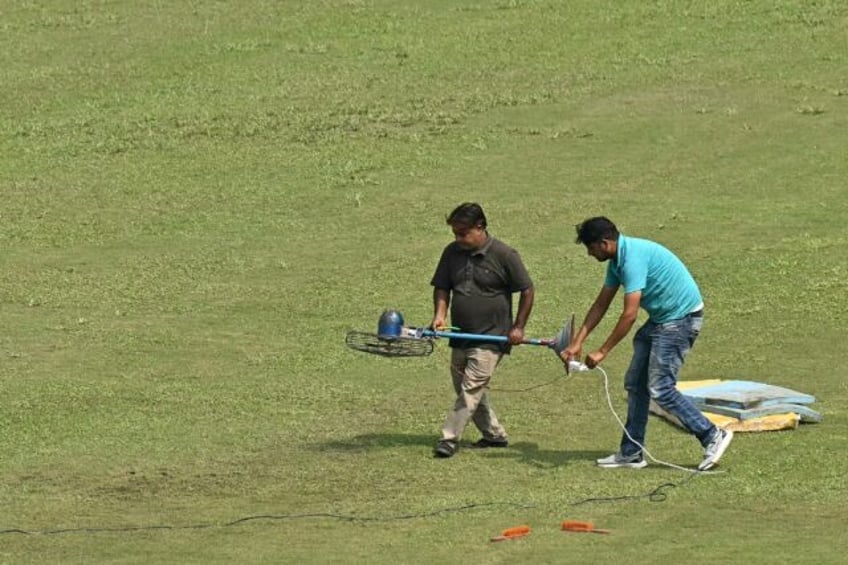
[599, 313, 637, 356]
[433, 288, 450, 318]
[574, 298, 610, 346]
[513, 287, 534, 329]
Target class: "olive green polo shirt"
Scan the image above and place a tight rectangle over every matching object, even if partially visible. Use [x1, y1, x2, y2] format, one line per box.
[431, 234, 533, 352]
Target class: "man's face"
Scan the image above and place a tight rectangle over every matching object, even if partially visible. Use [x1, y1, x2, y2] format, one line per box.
[586, 239, 614, 262]
[451, 222, 487, 250]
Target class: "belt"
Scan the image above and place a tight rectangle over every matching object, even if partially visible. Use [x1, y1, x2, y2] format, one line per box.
[689, 309, 704, 318]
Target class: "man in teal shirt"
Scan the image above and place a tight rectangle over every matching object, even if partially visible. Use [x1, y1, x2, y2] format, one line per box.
[562, 217, 732, 471]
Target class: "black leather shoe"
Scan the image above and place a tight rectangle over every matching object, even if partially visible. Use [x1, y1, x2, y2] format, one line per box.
[434, 440, 457, 458]
[469, 438, 509, 449]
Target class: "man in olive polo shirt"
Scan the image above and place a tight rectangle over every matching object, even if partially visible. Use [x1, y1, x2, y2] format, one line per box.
[430, 203, 535, 458]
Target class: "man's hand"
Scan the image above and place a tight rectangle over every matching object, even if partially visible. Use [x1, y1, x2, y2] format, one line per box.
[508, 326, 525, 345]
[431, 316, 447, 331]
[560, 343, 582, 364]
[584, 350, 606, 369]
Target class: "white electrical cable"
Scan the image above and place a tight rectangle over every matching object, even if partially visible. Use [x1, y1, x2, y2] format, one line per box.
[573, 363, 722, 474]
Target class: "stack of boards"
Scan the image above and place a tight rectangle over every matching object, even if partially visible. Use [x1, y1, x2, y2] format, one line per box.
[650, 380, 822, 432]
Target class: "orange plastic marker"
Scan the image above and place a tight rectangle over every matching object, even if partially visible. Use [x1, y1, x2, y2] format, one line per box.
[490, 525, 531, 542]
[561, 520, 611, 534]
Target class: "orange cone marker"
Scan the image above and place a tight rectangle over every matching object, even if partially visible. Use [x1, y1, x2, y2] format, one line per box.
[490, 525, 531, 542]
[561, 520, 611, 534]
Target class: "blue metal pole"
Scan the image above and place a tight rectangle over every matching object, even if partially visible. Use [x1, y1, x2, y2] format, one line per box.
[420, 329, 551, 347]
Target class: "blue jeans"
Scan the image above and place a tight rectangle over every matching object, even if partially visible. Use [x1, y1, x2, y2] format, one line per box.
[619, 313, 715, 457]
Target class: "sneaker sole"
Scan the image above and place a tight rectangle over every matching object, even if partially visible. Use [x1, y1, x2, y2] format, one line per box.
[596, 461, 647, 469]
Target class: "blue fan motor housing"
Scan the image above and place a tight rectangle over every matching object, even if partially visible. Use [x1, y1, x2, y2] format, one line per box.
[377, 309, 405, 338]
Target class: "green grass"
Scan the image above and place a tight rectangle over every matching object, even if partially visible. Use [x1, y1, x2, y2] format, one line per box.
[2, 0, 847, 562]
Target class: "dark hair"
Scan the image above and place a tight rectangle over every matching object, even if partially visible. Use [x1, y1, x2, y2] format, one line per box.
[575, 216, 619, 245]
[446, 202, 487, 228]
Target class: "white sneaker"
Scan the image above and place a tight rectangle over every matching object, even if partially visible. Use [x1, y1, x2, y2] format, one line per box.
[698, 428, 733, 471]
[596, 452, 647, 469]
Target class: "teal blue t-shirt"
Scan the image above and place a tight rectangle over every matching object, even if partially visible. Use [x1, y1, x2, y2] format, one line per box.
[604, 235, 703, 323]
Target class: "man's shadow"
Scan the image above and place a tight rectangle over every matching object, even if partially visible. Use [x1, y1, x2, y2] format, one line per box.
[316, 433, 607, 469]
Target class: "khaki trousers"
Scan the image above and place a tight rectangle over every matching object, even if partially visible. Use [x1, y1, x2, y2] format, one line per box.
[440, 347, 506, 443]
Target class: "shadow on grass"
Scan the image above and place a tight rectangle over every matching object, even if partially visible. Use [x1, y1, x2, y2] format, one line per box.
[314, 434, 608, 469]
[317, 433, 434, 451]
[497, 441, 610, 469]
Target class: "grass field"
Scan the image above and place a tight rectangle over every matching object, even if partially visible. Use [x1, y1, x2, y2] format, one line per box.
[2, 1, 847, 563]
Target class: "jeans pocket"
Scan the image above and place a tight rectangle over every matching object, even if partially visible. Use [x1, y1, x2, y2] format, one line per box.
[690, 316, 703, 337]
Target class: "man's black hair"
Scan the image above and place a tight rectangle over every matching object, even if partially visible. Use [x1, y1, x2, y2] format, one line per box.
[446, 202, 487, 228]
[575, 216, 619, 245]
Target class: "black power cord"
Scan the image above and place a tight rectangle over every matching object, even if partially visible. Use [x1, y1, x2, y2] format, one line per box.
[570, 470, 701, 505]
[1, 471, 709, 537]
[0, 502, 537, 536]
